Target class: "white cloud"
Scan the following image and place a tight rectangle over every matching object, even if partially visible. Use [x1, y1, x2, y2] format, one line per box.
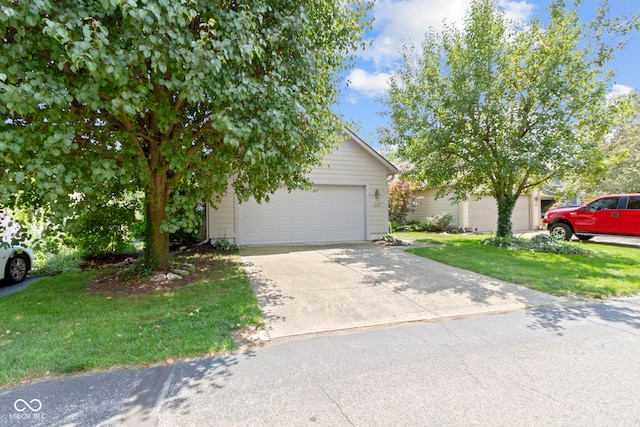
[361, 0, 536, 68]
[608, 83, 634, 98]
[499, 0, 536, 24]
[346, 69, 392, 97]
[347, 94, 359, 104]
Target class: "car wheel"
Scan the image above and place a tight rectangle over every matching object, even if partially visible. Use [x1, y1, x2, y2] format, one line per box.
[550, 223, 572, 241]
[5, 253, 29, 284]
[576, 234, 593, 241]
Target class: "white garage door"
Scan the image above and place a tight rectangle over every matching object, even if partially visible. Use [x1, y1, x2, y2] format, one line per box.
[468, 197, 498, 232]
[468, 196, 531, 232]
[512, 197, 531, 231]
[237, 185, 366, 245]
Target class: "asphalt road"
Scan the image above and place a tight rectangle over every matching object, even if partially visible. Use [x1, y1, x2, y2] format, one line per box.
[0, 277, 41, 297]
[2, 297, 640, 426]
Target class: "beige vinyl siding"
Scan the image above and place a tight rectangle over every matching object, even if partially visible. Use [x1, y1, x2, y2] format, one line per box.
[207, 134, 394, 243]
[407, 190, 535, 232]
[207, 188, 237, 241]
[309, 137, 390, 240]
[407, 189, 461, 227]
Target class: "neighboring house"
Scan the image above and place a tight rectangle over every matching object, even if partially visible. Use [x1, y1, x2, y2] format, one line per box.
[206, 128, 399, 245]
[406, 188, 547, 233]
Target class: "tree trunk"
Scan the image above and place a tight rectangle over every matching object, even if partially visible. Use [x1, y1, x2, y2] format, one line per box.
[144, 170, 171, 271]
[496, 194, 516, 237]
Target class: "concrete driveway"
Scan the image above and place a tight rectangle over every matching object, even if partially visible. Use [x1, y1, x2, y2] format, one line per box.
[240, 242, 567, 338]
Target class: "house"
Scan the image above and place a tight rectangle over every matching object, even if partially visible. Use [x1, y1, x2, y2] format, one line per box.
[406, 188, 545, 233]
[206, 128, 399, 245]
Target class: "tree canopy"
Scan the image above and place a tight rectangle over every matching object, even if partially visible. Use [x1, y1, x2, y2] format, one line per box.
[564, 112, 640, 198]
[0, 0, 371, 268]
[381, 0, 638, 236]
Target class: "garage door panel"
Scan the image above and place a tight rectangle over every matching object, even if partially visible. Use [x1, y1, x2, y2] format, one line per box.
[468, 196, 531, 232]
[238, 185, 366, 245]
[468, 197, 497, 232]
[276, 217, 290, 227]
[512, 197, 530, 231]
[243, 232, 258, 244]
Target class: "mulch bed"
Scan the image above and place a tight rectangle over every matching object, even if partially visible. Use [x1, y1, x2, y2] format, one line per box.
[86, 244, 236, 298]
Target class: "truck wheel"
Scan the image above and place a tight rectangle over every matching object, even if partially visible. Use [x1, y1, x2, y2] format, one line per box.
[550, 223, 572, 241]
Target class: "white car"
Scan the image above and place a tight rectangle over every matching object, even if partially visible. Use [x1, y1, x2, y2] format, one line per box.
[1, 244, 33, 284]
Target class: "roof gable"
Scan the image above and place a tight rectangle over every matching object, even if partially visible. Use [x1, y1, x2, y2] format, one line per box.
[342, 127, 399, 175]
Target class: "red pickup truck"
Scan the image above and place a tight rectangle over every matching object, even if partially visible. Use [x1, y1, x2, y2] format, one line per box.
[543, 194, 640, 241]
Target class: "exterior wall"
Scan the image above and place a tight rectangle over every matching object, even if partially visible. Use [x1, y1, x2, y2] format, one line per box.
[406, 189, 461, 227]
[207, 188, 237, 242]
[407, 188, 539, 232]
[207, 134, 393, 244]
[308, 137, 390, 240]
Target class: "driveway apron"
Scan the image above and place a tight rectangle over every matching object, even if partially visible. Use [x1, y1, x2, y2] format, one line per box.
[240, 242, 567, 338]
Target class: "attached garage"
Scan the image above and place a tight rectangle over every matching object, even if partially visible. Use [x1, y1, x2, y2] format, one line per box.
[407, 190, 541, 233]
[467, 196, 532, 232]
[207, 129, 398, 246]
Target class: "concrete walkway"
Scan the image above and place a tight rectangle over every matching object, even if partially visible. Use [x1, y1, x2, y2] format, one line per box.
[240, 242, 567, 338]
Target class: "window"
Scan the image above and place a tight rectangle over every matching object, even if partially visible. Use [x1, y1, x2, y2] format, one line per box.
[628, 196, 640, 210]
[589, 197, 620, 211]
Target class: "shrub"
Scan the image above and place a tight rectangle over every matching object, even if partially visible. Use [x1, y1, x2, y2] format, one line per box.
[425, 212, 453, 232]
[397, 221, 428, 232]
[33, 247, 83, 276]
[380, 233, 397, 243]
[392, 212, 453, 233]
[481, 234, 593, 256]
[388, 178, 420, 224]
[2, 206, 82, 275]
[212, 239, 238, 251]
[69, 203, 137, 256]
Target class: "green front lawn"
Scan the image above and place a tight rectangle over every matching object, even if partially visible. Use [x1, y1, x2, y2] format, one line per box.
[0, 251, 263, 387]
[395, 232, 640, 298]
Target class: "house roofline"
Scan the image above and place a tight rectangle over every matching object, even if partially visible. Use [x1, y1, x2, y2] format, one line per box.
[342, 127, 400, 175]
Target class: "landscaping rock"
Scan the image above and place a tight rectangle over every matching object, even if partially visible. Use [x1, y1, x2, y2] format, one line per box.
[150, 272, 183, 282]
[248, 330, 270, 342]
[172, 269, 191, 277]
[150, 273, 166, 282]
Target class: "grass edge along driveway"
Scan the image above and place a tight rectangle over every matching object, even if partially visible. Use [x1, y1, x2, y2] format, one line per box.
[395, 232, 640, 299]
[0, 252, 263, 388]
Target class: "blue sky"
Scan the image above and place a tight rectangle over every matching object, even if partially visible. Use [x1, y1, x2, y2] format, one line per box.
[334, 0, 640, 149]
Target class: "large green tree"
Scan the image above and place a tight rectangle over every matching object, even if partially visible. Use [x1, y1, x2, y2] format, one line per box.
[0, 0, 371, 269]
[381, 0, 637, 237]
[596, 117, 640, 194]
[564, 112, 640, 198]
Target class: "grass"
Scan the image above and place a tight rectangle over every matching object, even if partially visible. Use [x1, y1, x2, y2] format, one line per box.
[0, 252, 263, 387]
[395, 232, 640, 299]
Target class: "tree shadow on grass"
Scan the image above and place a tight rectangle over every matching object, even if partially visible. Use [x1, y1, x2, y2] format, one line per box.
[407, 240, 640, 299]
